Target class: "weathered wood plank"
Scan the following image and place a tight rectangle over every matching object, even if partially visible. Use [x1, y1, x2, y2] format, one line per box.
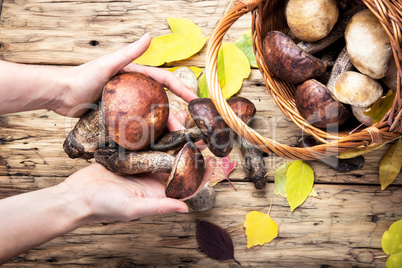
[1, 182, 400, 267]
[0, 0, 252, 66]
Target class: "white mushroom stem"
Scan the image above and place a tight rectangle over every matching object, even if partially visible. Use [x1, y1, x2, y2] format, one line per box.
[327, 47, 354, 93]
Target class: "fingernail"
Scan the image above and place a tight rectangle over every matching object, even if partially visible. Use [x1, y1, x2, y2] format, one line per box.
[139, 33, 150, 42]
[177, 205, 189, 213]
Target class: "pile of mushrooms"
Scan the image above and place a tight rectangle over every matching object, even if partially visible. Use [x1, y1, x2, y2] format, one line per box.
[262, 1, 396, 129]
[63, 71, 259, 204]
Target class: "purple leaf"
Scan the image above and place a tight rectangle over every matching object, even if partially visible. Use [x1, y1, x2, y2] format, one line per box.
[196, 221, 240, 265]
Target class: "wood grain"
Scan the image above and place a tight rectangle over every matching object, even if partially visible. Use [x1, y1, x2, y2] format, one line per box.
[1, 182, 400, 267]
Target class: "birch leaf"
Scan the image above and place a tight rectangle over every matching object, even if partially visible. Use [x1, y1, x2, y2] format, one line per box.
[274, 162, 292, 197]
[234, 30, 258, 68]
[198, 42, 250, 99]
[381, 219, 402, 268]
[244, 211, 278, 248]
[364, 90, 396, 123]
[379, 138, 402, 190]
[134, 18, 207, 66]
[285, 160, 314, 212]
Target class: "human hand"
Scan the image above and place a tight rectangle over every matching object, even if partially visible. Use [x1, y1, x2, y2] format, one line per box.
[61, 110, 214, 222]
[56, 33, 198, 118]
[61, 158, 214, 222]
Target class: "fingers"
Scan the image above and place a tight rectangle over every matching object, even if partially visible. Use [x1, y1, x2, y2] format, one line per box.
[127, 198, 188, 219]
[166, 110, 188, 132]
[93, 33, 152, 79]
[122, 64, 198, 103]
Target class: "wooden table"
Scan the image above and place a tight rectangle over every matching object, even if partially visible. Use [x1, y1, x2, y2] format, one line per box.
[0, 1, 401, 267]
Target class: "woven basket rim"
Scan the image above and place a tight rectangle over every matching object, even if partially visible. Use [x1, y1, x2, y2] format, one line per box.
[205, 0, 402, 160]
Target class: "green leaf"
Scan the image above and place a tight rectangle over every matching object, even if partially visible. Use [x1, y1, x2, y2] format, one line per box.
[198, 74, 209, 98]
[274, 162, 292, 197]
[379, 138, 402, 190]
[382, 219, 402, 268]
[198, 42, 250, 99]
[285, 160, 314, 212]
[134, 18, 207, 66]
[234, 30, 258, 68]
[166, 66, 203, 78]
[364, 90, 396, 123]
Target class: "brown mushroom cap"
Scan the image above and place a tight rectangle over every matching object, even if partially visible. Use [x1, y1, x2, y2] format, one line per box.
[188, 98, 232, 157]
[295, 79, 350, 128]
[165, 142, 205, 199]
[227, 97, 256, 123]
[262, 31, 327, 84]
[102, 72, 169, 151]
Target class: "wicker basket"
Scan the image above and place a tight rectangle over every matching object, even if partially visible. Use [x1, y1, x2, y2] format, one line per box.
[205, 0, 402, 160]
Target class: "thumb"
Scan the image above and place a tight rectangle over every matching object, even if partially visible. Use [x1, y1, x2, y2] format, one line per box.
[95, 33, 152, 78]
[129, 198, 189, 219]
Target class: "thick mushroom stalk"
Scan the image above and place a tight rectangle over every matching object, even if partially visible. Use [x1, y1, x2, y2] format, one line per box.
[94, 142, 205, 199]
[227, 98, 267, 189]
[63, 106, 108, 159]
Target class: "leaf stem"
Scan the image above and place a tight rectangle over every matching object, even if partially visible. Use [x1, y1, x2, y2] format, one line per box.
[373, 255, 388, 259]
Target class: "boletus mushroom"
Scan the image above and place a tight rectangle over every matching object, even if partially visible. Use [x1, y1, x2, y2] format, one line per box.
[102, 72, 169, 151]
[333, 71, 383, 108]
[94, 142, 205, 199]
[262, 31, 327, 84]
[345, 9, 392, 79]
[295, 79, 350, 129]
[152, 97, 256, 157]
[63, 106, 108, 159]
[286, 0, 339, 42]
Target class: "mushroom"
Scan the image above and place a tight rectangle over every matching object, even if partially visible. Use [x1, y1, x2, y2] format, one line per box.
[345, 9, 393, 79]
[227, 98, 267, 189]
[94, 142, 205, 199]
[326, 46, 354, 93]
[285, 0, 339, 42]
[63, 106, 108, 159]
[351, 105, 374, 126]
[262, 31, 327, 84]
[333, 71, 383, 107]
[186, 181, 216, 212]
[295, 79, 350, 128]
[383, 58, 398, 90]
[102, 72, 169, 151]
[296, 5, 365, 55]
[151, 97, 256, 157]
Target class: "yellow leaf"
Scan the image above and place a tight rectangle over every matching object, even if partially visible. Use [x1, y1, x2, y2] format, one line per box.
[381, 219, 402, 268]
[198, 42, 250, 99]
[338, 143, 387, 159]
[285, 160, 314, 212]
[273, 162, 292, 197]
[244, 211, 278, 248]
[364, 90, 396, 123]
[134, 18, 207, 66]
[379, 138, 402, 190]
